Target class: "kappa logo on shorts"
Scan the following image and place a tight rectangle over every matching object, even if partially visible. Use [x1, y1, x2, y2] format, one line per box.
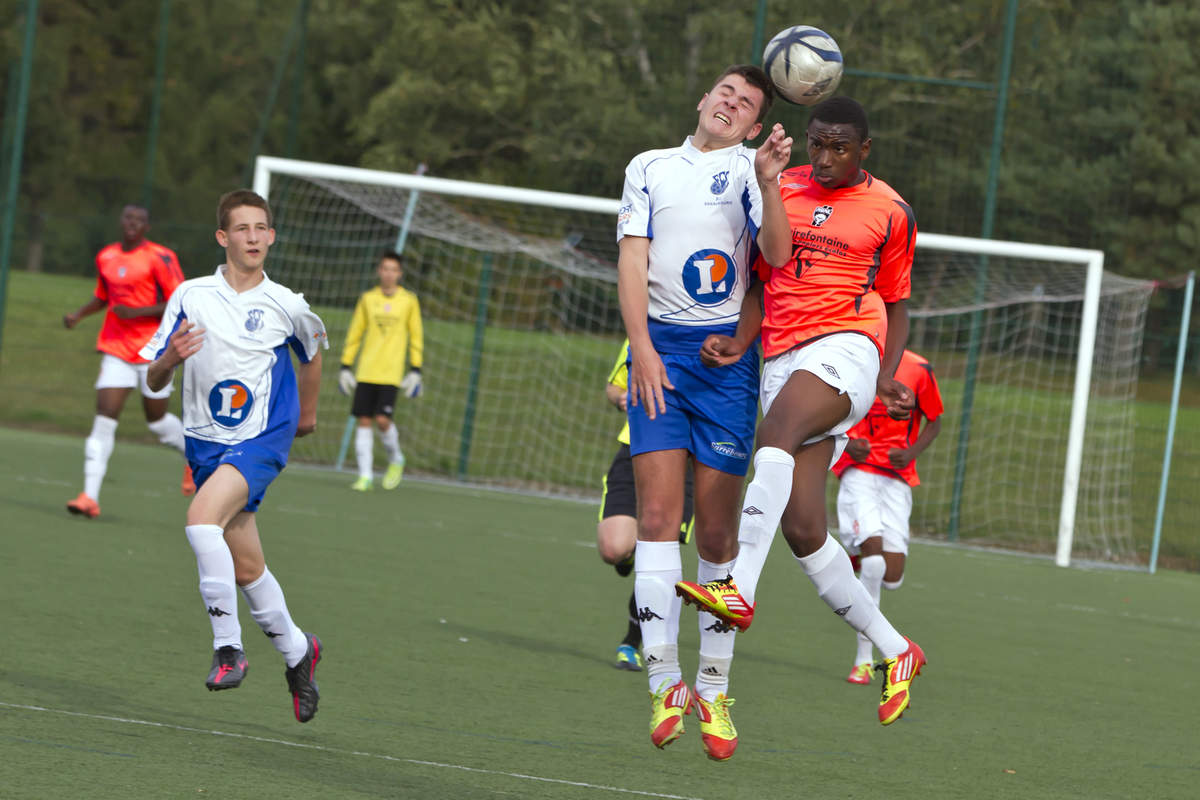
[822, 363, 840, 379]
[208, 379, 255, 428]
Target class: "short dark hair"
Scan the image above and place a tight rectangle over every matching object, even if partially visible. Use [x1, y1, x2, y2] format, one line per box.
[713, 64, 775, 123]
[379, 250, 404, 266]
[808, 96, 869, 142]
[217, 189, 273, 230]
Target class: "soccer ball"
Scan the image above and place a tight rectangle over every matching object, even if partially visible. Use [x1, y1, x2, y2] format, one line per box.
[762, 25, 844, 106]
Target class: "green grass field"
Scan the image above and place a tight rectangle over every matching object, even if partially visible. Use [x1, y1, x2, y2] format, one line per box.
[2, 426, 1199, 799]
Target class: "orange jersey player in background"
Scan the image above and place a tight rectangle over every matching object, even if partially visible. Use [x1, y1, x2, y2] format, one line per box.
[833, 349, 943, 684]
[62, 204, 192, 518]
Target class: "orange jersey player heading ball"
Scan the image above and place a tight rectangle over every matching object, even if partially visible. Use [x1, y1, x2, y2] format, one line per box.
[62, 204, 193, 518]
[676, 96, 927, 727]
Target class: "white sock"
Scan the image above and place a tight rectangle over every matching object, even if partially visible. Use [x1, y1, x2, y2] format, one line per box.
[83, 415, 118, 501]
[185, 524, 241, 649]
[378, 424, 404, 465]
[796, 534, 907, 659]
[147, 412, 186, 454]
[729, 447, 795, 605]
[355, 425, 374, 480]
[856, 554, 886, 664]
[696, 557, 737, 701]
[634, 540, 682, 692]
[240, 566, 309, 667]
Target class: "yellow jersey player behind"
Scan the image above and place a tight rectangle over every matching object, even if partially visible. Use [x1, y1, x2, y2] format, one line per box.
[337, 250, 424, 491]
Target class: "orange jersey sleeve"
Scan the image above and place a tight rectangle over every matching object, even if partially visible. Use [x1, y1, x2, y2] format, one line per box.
[93, 240, 183, 363]
[832, 350, 943, 486]
[756, 166, 916, 359]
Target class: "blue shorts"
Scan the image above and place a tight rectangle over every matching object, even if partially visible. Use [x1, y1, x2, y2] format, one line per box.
[627, 321, 759, 476]
[187, 428, 292, 512]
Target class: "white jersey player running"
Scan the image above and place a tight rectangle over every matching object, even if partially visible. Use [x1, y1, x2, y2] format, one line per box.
[616, 64, 792, 761]
[144, 190, 328, 723]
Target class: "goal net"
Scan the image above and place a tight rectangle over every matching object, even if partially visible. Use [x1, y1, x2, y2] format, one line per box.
[254, 156, 1153, 566]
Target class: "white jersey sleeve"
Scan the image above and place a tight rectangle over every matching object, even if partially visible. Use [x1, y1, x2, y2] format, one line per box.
[138, 267, 327, 446]
[616, 138, 764, 328]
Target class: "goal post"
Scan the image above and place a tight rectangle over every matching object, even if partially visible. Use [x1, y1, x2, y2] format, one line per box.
[252, 156, 1153, 566]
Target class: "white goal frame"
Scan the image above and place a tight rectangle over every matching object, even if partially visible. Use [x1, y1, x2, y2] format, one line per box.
[254, 155, 1104, 568]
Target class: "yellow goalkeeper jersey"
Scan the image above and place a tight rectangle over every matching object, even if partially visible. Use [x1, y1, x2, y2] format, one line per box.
[340, 286, 423, 386]
[607, 339, 631, 446]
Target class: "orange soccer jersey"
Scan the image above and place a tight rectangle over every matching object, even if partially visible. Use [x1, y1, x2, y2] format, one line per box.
[756, 165, 916, 359]
[832, 349, 944, 486]
[93, 240, 184, 363]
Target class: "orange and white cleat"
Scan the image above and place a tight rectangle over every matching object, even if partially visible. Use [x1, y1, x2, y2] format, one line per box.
[878, 638, 926, 725]
[846, 662, 873, 685]
[674, 576, 755, 631]
[66, 492, 100, 519]
[181, 463, 196, 496]
[648, 679, 693, 749]
[694, 692, 738, 761]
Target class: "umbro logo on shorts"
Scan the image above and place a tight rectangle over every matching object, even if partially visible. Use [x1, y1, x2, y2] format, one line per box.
[822, 363, 840, 378]
[743, 506, 763, 515]
[834, 604, 852, 617]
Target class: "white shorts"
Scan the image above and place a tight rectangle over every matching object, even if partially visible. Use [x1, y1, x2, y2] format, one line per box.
[94, 353, 172, 399]
[760, 332, 880, 466]
[836, 467, 912, 555]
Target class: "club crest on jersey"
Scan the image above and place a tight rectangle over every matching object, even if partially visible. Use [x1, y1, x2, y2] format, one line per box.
[208, 379, 254, 428]
[682, 248, 736, 306]
[710, 171, 730, 195]
[812, 205, 834, 227]
[245, 309, 264, 332]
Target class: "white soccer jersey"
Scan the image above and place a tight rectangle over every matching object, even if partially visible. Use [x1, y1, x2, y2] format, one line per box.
[140, 266, 328, 446]
[617, 136, 764, 326]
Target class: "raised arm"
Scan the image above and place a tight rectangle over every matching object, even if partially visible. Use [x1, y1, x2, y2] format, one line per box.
[147, 319, 205, 392]
[753, 123, 794, 268]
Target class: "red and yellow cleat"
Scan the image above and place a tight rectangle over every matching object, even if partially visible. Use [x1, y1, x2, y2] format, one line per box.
[846, 662, 873, 685]
[648, 679, 693, 749]
[694, 693, 738, 761]
[674, 576, 755, 631]
[878, 638, 926, 725]
[181, 463, 196, 496]
[66, 492, 100, 519]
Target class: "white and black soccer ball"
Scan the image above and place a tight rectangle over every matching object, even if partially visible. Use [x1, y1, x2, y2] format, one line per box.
[762, 25, 844, 106]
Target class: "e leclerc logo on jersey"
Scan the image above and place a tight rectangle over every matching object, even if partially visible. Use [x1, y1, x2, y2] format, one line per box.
[683, 248, 737, 306]
[208, 379, 254, 428]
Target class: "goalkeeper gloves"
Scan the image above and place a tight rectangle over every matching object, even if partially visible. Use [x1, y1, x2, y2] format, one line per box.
[400, 368, 423, 399]
[338, 366, 357, 396]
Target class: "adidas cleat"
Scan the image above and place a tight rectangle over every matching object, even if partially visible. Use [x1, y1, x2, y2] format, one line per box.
[286, 632, 322, 723]
[382, 460, 404, 490]
[846, 662, 873, 685]
[877, 638, 926, 725]
[674, 576, 755, 632]
[615, 643, 643, 671]
[648, 679, 692, 749]
[206, 646, 248, 690]
[66, 492, 100, 519]
[694, 693, 738, 761]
